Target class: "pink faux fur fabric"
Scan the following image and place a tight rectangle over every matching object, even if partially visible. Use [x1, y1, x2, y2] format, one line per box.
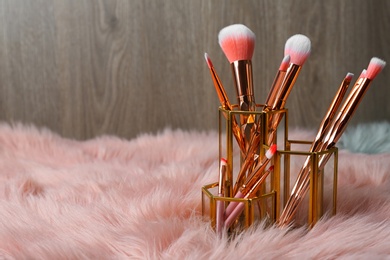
[0, 123, 390, 259]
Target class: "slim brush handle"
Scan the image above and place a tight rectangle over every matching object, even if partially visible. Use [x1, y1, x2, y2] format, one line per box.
[216, 197, 225, 234]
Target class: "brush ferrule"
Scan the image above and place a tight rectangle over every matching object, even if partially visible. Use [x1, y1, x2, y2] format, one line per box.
[277, 64, 301, 109]
[230, 60, 256, 111]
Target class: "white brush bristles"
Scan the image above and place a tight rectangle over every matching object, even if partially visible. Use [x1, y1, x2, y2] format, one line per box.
[365, 57, 386, 80]
[265, 144, 277, 159]
[218, 24, 255, 63]
[284, 34, 311, 66]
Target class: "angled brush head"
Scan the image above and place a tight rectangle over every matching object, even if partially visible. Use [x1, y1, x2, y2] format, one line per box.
[279, 55, 290, 71]
[265, 144, 277, 159]
[284, 34, 311, 66]
[204, 53, 213, 68]
[220, 157, 227, 165]
[345, 72, 354, 81]
[365, 57, 386, 80]
[218, 24, 255, 63]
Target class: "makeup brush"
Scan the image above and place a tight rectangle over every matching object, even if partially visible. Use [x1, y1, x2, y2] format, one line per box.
[216, 158, 227, 234]
[324, 57, 386, 149]
[264, 55, 291, 109]
[270, 34, 311, 110]
[278, 73, 354, 225]
[218, 24, 256, 148]
[224, 165, 274, 229]
[233, 35, 310, 194]
[264, 34, 311, 145]
[278, 58, 386, 227]
[204, 53, 245, 152]
[231, 55, 291, 193]
[312, 72, 354, 149]
[226, 144, 277, 217]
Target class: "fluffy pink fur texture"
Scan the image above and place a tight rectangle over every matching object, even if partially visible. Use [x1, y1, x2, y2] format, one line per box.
[0, 123, 390, 259]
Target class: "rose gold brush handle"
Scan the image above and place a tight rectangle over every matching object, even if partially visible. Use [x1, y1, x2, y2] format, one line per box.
[231, 60, 257, 151]
[226, 145, 277, 217]
[232, 130, 262, 195]
[225, 146, 276, 218]
[265, 56, 290, 109]
[279, 77, 373, 227]
[313, 73, 352, 146]
[224, 166, 274, 229]
[232, 62, 298, 194]
[205, 54, 246, 153]
[281, 74, 353, 214]
[261, 63, 302, 148]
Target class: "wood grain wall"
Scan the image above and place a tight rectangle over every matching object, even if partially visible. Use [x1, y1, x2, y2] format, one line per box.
[0, 0, 389, 140]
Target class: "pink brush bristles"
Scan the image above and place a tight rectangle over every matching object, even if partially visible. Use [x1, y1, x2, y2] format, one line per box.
[265, 144, 277, 159]
[279, 55, 291, 71]
[284, 34, 311, 66]
[220, 158, 227, 165]
[218, 24, 255, 63]
[345, 72, 354, 81]
[365, 57, 386, 80]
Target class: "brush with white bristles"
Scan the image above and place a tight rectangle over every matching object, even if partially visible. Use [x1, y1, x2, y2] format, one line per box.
[264, 55, 290, 110]
[225, 144, 277, 219]
[218, 24, 257, 149]
[218, 24, 256, 109]
[272, 34, 312, 110]
[262, 34, 311, 146]
[278, 72, 354, 226]
[278, 57, 386, 227]
[324, 57, 386, 149]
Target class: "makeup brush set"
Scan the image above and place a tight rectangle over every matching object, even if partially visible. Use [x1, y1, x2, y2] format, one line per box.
[202, 24, 386, 234]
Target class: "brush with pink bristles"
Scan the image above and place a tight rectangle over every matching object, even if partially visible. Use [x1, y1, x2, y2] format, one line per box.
[218, 24, 256, 150]
[264, 55, 290, 110]
[278, 57, 386, 227]
[264, 34, 311, 146]
[324, 57, 386, 149]
[224, 165, 274, 229]
[226, 144, 277, 217]
[233, 35, 311, 194]
[204, 53, 245, 153]
[270, 34, 311, 110]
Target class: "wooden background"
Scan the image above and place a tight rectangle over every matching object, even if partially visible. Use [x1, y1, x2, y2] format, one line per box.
[0, 0, 389, 140]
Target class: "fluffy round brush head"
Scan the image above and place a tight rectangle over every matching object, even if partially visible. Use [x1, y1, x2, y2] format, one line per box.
[284, 34, 311, 66]
[365, 57, 386, 80]
[218, 24, 255, 63]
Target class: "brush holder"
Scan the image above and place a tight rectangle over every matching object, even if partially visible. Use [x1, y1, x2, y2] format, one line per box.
[202, 106, 287, 232]
[275, 140, 338, 228]
[217, 105, 288, 198]
[201, 182, 276, 231]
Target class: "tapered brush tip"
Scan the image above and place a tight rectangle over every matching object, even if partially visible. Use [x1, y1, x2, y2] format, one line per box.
[265, 144, 277, 159]
[204, 53, 213, 69]
[220, 158, 227, 166]
[365, 57, 386, 80]
[218, 24, 255, 63]
[279, 55, 291, 71]
[284, 34, 311, 66]
[345, 72, 354, 81]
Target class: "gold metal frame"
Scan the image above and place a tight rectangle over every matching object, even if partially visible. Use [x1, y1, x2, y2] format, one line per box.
[201, 182, 275, 230]
[275, 140, 338, 227]
[203, 106, 338, 231]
